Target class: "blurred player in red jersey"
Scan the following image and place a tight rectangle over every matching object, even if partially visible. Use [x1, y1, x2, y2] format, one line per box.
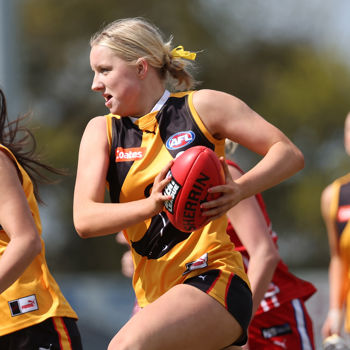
[225, 141, 316, 350]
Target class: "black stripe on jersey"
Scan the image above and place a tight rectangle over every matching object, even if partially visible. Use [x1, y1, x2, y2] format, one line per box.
[107, 117, 143, 203]
[337, 181, 350, 236]
[131, 212, 191, 259]
[157, 95, 214, 159]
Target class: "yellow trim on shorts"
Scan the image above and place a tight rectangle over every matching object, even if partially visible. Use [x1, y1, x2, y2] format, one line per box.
[52, 317, 72, 350]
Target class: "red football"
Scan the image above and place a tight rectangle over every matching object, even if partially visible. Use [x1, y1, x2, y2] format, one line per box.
[163, 146, 225, 232]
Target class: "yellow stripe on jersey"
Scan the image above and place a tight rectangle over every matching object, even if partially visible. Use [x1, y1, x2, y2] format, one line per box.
[52, 317, 73, 350]
[187, 91, 225, 155]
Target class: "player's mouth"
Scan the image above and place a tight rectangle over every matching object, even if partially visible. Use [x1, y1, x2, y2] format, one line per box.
[104, 94, 113, 108]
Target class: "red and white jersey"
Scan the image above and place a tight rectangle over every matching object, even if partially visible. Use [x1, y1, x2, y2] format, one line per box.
[226, 160, 316, 315]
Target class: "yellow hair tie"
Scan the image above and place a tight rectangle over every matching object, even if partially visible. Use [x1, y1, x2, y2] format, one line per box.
[171, 45, 196, 61]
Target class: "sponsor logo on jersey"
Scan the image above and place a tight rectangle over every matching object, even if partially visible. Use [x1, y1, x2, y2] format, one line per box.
[166, 131, 195, 150]
[337, 205, 350, 222]
[115, 147, 146, 162]
[9, 294, 39, 316]
[183, 252, 208, 275]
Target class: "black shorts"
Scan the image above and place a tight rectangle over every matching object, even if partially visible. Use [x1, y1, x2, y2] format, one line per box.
[0, 317, 82, 350]
[184, 270, 252, 346]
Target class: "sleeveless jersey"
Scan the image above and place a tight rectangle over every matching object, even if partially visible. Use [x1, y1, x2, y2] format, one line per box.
[106, 91, 249, 307]
[329, 173, 350, 331]
[0, 145, 77, 336]
[226, 160, 316, 315]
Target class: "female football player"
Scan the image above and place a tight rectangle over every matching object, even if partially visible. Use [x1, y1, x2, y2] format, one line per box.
[321, 112, 350, 345]
[0, 88, 82, 349]
[73, 17, 304, 350]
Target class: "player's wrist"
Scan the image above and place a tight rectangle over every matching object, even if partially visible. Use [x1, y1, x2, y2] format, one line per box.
[328, 308, 343, 334]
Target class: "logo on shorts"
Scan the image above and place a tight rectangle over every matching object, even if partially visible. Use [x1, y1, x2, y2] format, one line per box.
[183, 252, 208, 275]
[166, 131, 195, 150]
[261, 323, 292, 339]
[9, 294, 38, 316]
[115, 147, 146, 162]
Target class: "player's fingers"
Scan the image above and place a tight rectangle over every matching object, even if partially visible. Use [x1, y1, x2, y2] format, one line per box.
[201, 191, 236, 209]
[202, 209, 226, 221]
[154, 160, 173, 184]
[159, 175, 172, 188]
[207, 184, 230, 194]
[153, 161, 173, 190]
[160, 160, 174, 177]
[220, 157, 233, 184]
[201, 201, 232, 216]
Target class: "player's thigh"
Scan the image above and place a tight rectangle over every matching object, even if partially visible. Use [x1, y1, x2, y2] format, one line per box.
[108, 284, 243, 350]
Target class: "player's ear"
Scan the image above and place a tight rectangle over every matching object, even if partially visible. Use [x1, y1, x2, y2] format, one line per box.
[136, 58, 148, 79]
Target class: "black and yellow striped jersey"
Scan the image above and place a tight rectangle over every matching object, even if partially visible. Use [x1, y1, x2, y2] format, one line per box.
[106, 90, 249, 307]
[0, 144, 77, 336]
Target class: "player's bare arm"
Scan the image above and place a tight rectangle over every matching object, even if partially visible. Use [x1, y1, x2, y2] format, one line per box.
[0, 151, 41, 293]
[74, 117, 172, 238]
[193, 89, 304, 201]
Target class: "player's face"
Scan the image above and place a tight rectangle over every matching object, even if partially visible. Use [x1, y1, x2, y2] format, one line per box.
[90, 45, 141, 116]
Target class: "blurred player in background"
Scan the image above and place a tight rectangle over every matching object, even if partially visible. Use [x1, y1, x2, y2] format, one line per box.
[73, 17, 304, 350]
[225, 141, 316, 350]
[321, 112, 350, 349]
[0, 88, 82, 350]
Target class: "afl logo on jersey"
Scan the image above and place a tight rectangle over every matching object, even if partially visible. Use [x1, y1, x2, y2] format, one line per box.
[166, 131, 195, 150]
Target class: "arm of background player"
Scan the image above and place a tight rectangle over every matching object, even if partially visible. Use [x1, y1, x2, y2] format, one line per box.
[0, 151, 42, 293]
[321, 183, 346, 337]
[226, 164, 280, 315]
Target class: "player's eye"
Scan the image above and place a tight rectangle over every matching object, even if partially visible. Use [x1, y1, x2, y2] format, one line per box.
[99, 66, 110, 74]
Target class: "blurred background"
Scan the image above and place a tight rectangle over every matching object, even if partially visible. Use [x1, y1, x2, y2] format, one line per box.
[1, 0, 350, 349]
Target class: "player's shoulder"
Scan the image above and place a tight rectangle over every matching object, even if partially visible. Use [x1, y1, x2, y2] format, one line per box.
[0, 147, 19, 180]
[0, 146, 15, 165]
[193, 89, 246, 125]
[85, 115, 107, 128]
[82, 116, 108, 136]
[322, 174, 350, 202]
[321, 182, 336, 216]
[321, 182, 334, 201]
